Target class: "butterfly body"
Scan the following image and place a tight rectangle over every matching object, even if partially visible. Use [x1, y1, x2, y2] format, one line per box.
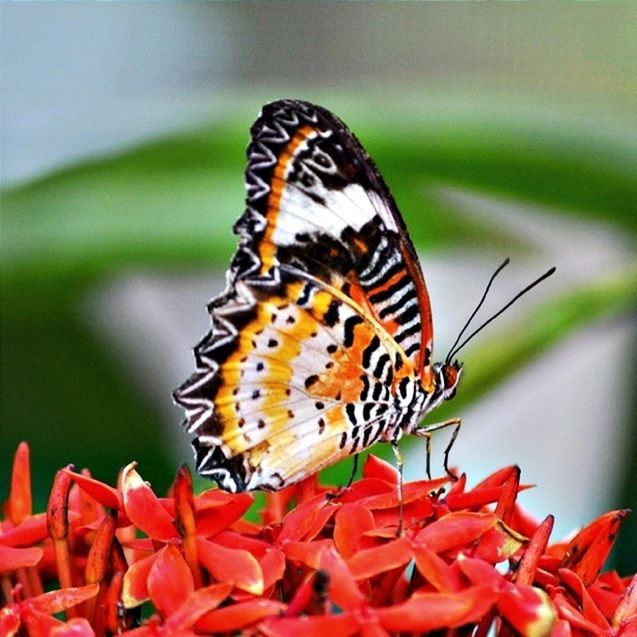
[175, 100, 461, 492]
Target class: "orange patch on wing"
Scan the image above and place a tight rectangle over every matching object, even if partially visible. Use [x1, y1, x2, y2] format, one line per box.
[259, 125, 316, 273]
[304, 318, 375, 404]
[366, 266, 407, 298]
[352, 237, 369, 254]
[324, 404, 346, 432]
[347, 281, 372, 312]
[419, 367, 437, 395]
[346, 280, 401, 352]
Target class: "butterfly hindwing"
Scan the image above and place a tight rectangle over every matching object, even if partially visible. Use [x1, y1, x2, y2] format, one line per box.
[178, 270, 414, 491]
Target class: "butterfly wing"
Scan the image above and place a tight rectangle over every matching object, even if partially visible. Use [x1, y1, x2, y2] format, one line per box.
[180, 269, 416, 491]
[175, 100, 433, 491]
[234, 99, 434, 377]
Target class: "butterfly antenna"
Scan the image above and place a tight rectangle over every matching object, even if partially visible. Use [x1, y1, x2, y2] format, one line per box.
[447, 265, 556, 361]
[445, 258, 510, 364]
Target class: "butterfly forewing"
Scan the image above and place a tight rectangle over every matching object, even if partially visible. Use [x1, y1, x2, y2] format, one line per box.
[237, 100, 433, 375]
[176, 100, 436, 491]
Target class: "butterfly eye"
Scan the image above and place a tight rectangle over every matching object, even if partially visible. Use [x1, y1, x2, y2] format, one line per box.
[441, 363, 460, 393]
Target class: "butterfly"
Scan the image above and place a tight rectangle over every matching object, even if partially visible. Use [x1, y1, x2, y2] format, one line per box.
[174, 100, 478, 492]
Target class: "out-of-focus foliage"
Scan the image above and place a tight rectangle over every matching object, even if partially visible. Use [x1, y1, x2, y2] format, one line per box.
[1, 101, 636, 570]
[3, 107, 636, 280]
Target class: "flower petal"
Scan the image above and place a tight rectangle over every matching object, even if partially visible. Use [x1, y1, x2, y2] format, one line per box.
[561, 510, 629, 587]
[122, 462, 176, 541]
[7, 442, 32, 525]
[50, 617, 96, 637]
[475, 465, 520, 488]
[74, 470, 105, 529]
[415, 512, 498, 553]
[122, 552, 156, 608]
[173, 466, 202, 589]
[284, 571, 330, 617]
[347, 537, 413, 580]
[373, 498, 435, 531]
[212, 530, 270, 558]
[20, 607, 63, 637]
[376, 585, 499, 631]
[446, 486, 502, 511]
[195, 599, 286, 632]
[197, 537, 264, 595]
[278, 494, 338, 542]
[512, 504, 544, 538]
[337, 478, 393, 503]
[0, 513, 49, 547]
[334, 504, 375, 558]
[262, 486, 297, 525]
[85, 510, 117, 585]
[448, 472, 467, 496]
[64, 469, 122, 511]
[588, 581, 623, 622]
[148, 545, 194, 618]
[321, 546, 366, 611]
[47, 467, 73, 541]
[24, 584, 99, 614]
[261, 614, 360, 637]
[413, 544, 463, 592]
[358, 480, 445, 509]
[613, 573, 637, 630]
[494, 465, 521, 524]
[552, 592, 606, 636]
[195, 493, 254, 537]
[363, 454, 399, 484]
[499, 585, 557, 637]
[165, 582, 233, 632]
[0, 545, 43, 572]
[557, 569, 609, 629]
[363, 622, 393, 637]
[456, 554, 504, 589]
[281, 539, 333, 569]
[474, 520, 526, 563]
[517, 515, 554, 586]
[550, 619, 573, 637]
[0, 607, 21, 637]
[260, 548, 287, 590]
[195, 488, 252, 511]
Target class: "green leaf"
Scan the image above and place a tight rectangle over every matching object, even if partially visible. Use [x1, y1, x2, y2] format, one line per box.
[2, 102, 635, 283]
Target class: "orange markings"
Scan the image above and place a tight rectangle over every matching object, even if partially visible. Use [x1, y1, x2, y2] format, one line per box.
[260, 125, 317, 273]
[366, 266, 408, 299]
[352, 237, 369, 254]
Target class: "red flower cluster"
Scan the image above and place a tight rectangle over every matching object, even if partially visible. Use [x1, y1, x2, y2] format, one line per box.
[1, 442, 635, 636]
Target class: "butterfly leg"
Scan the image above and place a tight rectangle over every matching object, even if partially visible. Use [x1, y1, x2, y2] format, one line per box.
[345, 453, 360, 489]
[390, 441, 404, 537]
[325, 454, 360, 501]
[413, 418, 462, 481]
[415, 430, 433, 480]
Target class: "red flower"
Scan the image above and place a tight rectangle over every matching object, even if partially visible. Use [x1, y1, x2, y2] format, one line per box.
[0, 583, 99, 636]
[1, 442, 635, 636]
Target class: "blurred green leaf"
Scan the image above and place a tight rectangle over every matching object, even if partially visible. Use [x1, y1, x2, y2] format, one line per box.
[430, 266, 637, 423]
[1, 103, 635, 513]
[2, 107, 635, 283]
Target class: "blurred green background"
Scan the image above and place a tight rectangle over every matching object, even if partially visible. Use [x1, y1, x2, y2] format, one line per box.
[1, 4, 636, 570]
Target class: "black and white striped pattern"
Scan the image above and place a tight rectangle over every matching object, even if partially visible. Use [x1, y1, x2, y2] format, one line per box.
[173, 100, 450, 492]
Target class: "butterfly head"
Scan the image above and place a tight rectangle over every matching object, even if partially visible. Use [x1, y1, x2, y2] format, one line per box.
[435, 360, 462, 401]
